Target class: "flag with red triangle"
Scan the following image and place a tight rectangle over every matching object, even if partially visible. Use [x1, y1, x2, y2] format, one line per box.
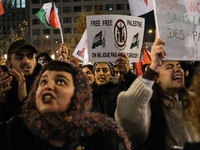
[128, 0, 153, 16]
[143, 46, 151, 64]
[36, 2, 60, 29]
[135, 58, 143, 76]
[0, 0, 4, 16]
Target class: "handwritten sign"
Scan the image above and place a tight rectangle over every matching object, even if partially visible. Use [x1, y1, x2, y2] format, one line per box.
[154, 0, 200, 60]
[86, 15, 145, 62]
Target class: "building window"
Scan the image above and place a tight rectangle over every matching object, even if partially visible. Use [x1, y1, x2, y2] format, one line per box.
[43, 29, 51, 35]
[16, 0, 20, 8]
[73, 0, 81, 1]
[32, 19, 40, 25]
[21, 0, 25, 8]
[63, 17, 72, 23]
[56, 7, 61, 13]
[73, 6, 81, 12]
[32, 29, 41, 36]
[53, 29, 60, 34]
[32, 0, 40, 4]
[84, 5, 92, 12]
[54, 0, 61, 2]
[127, 3, 129, 10]
[32, 8, 40, 14]
[42, 0, 51, 3]
[63, 0, 71, 2]
[105, 4, 113, 11]
[116, 4, 124, 10]
[95, 5, 103, 11]
[11, 0, 16, 8]
[84, 0, 92, 1]
[63, 6, 71, 13]
[64, 28, 72, 34]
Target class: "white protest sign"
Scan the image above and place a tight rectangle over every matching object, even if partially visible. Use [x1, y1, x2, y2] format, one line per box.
[73, 29, 88, 62]
[86, 15, 145, 62]
[153, 0, 200, 60]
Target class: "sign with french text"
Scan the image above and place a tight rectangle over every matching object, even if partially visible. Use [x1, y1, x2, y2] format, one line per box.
[154, 0, 200, 60]
[86, 15, 145, 62]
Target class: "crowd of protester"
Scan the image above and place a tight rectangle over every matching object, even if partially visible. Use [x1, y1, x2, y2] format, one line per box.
[1, 35, 200, 150]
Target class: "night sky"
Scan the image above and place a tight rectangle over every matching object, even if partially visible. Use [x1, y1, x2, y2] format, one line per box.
[140, 10, 155, 42]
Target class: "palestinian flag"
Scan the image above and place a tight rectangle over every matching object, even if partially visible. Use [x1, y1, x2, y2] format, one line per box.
[92, 31, 102, 49]
[130, 33, 139, 49]
[0, 0, 4, 15]
[36, 2, 60, 29]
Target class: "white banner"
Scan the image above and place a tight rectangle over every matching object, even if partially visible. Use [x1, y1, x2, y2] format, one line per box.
[72, 29, 88, 62]
[128, 0, 153, 16]
[154, 0, 200, 60]
[86, 15, 145, 62]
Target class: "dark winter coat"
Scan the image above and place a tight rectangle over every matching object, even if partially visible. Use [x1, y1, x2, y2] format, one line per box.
[92, 70, 136, 118]
[0, 116, 127, 150]
[0, 63, 42, 121]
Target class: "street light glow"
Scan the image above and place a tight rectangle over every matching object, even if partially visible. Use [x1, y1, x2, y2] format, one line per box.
[148, 29, 153, 34]
[46, 35, 49, 39]
[51, 54, 55, 60]
[4, 54, 7, 59]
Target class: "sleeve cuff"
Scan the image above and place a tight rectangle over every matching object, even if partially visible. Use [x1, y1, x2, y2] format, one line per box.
[142, 67, 158, 81]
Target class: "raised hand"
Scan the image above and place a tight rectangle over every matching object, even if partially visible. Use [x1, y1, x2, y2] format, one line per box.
[59, 43, 69, 63]
[0, 72, 12, 103]
[9, 68, 27, 102]
[149, 32, 166, 73]
[116, 53, 130, 74]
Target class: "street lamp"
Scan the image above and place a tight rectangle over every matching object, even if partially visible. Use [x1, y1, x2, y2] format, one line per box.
[45, 35, 49, 39]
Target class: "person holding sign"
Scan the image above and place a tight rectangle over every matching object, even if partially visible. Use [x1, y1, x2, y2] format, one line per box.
[115, 38, 199, 150]
[92, 53, 137, 118]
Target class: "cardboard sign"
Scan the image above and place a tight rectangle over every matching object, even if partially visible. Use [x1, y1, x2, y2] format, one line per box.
[86, 15, 145, 62]
[154, 0, 200, 60]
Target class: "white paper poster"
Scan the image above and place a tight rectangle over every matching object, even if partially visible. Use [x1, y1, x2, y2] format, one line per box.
[86, 15, 145, 62]
[154, 0, 200, 60]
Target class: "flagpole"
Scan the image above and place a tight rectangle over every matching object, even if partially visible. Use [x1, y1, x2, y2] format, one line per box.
[54, 2, 64, 43]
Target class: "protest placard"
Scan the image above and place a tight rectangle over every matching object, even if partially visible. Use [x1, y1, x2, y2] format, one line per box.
[153, 0, 200, 60]
[86, 15, 145, 62]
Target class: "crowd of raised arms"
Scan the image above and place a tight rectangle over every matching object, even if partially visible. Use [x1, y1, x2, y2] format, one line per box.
[1, 37, 200, 150]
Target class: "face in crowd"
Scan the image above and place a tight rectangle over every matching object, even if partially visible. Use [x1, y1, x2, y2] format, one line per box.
[28, 61, 92, 115]
[82, 66, 95, 85]
[156, 61, 185, 95]
[114, 66, 124, 84]
[36, 70, 75, 114]
[7, 48, 36, 76]
[94, 62, 113, 86]
[38, 56, 48, 65]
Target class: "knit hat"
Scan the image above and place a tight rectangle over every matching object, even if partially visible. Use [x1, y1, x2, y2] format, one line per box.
[93, 62, 115, 77]
[7, 39, 37, 56]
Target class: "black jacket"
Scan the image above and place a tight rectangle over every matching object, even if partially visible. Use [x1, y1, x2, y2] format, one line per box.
[92, 70, 136, 118]
[0, 63, 42, 122]
[0, 116, 127, 150]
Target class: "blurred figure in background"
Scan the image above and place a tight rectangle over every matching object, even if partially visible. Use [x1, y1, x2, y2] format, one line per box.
[82, 64, 95, 86]
[36, 52, 52, 66]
